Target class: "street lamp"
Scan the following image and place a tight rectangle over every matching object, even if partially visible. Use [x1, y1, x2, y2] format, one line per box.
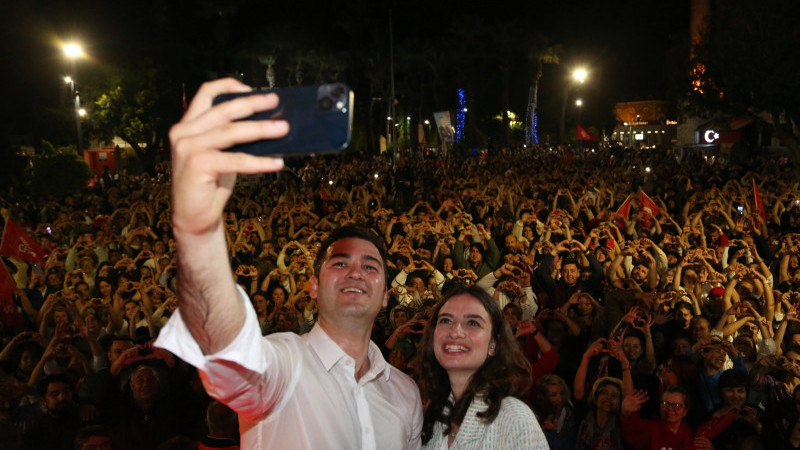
[559, 67, 588, 144]
[63, 42, 84, 154]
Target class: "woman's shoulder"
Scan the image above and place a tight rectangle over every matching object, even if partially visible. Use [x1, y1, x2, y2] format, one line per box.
[495, 396, 537, 424]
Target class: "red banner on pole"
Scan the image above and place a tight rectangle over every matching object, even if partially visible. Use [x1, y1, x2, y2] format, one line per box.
[752, 179, 766, 225]
[640, 190, 660, 218]
[0, 219, 47, 265]
[576, 125, 597, 141]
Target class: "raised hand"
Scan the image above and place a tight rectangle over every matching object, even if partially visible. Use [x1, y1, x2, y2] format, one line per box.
[621, 389, 649, 416]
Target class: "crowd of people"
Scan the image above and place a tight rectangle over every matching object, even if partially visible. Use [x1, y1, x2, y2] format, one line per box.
[2, 138, 800, 449]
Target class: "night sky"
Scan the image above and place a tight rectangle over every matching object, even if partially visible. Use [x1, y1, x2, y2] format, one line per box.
[0, 0, 690, 147]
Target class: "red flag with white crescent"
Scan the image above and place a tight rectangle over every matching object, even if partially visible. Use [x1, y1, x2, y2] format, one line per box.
[640, 190, 660, 218]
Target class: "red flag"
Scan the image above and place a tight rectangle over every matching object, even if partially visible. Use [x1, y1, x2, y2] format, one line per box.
[576, 125, 597, 141]
[0, 219, 47, 265]
[752, 179, 766, 225]
[640, 190, 660, 218]
[615, 196, 631, 220]
[0, 263, 23, 330]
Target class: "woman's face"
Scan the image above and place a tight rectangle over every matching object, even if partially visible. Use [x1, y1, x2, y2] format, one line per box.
[19, 349, 36, 372]
[253, 295, 268, 314]
[433, 294, 495, 380]
[99, 281, 112, 297]
[124, 302, 140, 319]
[703, 347, 726, 371]
[623, 336, 643, 361]
[594, 384, 621, 414]
[546, 384, 566, 411]
[735, 337, 755, 357]
[272, 288, 285, 303]
[54, 309, 69, 325]
[442, 257, 454, 273]
[671, 338, 690, 356]
[720, 385, 747, 409]
[577, 296, 593, 316]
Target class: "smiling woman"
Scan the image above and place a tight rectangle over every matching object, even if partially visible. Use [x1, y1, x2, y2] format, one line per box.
[417, 284, 548, 449]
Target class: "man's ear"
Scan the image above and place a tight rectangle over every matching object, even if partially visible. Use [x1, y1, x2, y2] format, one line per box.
[309, 276, 319, 299]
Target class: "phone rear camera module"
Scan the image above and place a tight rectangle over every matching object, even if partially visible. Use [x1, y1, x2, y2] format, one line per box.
[318, 96, 334, 112]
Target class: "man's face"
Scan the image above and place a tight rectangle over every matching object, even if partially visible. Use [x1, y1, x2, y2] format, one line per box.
[561, 263, 579, 286]
[310, 238, 388, 327]
[785, 351, 800, 378]
[44, 381, 73, 415]
[468, 246, 483, 265]
[130, 367, 159, 402]
[108, 340, 133, 363]
[631, 264, 649, 282]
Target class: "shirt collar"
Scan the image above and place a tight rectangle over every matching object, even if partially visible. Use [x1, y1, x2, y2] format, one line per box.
[307, 323, 392, 382]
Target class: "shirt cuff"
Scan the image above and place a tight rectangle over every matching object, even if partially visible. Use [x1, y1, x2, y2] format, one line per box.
[155, 285, 266, 374]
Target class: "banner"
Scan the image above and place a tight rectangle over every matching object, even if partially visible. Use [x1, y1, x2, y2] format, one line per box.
[576, 124, 597, 141]
[640, 190, 660, 218]
[752, 179, 766, 225]
[0, 219, 47, 265]
[615, 196, 631, 220]
[433, 111, 454, 144]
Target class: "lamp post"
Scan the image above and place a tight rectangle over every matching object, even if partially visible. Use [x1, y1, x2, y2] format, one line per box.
[559, 68, 587, 144]
[64, 43, 84, 155]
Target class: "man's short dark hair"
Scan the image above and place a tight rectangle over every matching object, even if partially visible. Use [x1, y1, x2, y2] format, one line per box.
[74, 425, 113, 450]
[314, 225, 389, 283]
[38, 373, 74, 397]
[718, 368, 749, 394]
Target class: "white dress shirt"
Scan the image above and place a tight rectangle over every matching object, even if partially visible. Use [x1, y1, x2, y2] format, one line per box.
[156, 286, 423, 449]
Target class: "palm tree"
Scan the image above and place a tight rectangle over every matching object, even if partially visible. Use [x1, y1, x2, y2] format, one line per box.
[258, 55, 278, 88]
[526, 43, 561, 146]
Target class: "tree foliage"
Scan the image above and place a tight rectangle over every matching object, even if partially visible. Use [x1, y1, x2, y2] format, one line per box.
[26, 141, 91, 197]
[688, 0, 800, 160]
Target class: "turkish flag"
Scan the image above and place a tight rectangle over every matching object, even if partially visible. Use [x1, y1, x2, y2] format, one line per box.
[615, 196, 631, 220]
[576, 125, 597, 141]
[752, 179, 766, 225]
[0, 219, 47, 265]
[0, 263, 23, 330]
[640, 190, 660, 218]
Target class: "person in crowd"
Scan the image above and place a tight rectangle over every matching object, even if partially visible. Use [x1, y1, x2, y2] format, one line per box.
[621, 386, 712, 450]
[416, 284, 547, 448]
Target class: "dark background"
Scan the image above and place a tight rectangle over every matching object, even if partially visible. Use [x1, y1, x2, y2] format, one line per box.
[0, 0, 690, 150]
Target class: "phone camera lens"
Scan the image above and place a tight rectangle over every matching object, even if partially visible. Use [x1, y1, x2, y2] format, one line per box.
[318, 97, 334, 111]
[330, 84, 345, 98]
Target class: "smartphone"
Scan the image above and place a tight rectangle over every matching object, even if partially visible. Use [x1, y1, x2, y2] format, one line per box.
[213, 83, 353, 156]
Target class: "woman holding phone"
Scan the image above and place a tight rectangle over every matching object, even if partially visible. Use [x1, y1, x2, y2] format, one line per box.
[417, 284, 547, 449]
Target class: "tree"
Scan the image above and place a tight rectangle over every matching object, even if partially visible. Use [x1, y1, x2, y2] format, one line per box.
[688, 0, 800, 166]
[26, 141, 91, 197]
[526, 41, 562, 146]
[86, 67, 175, 172]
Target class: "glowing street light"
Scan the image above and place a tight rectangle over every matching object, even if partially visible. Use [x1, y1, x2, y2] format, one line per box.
[560, 66, 589, 143]
[63, 42, 85, 154]
[63, 43, 83, 58]
[573, 68, 587, 84]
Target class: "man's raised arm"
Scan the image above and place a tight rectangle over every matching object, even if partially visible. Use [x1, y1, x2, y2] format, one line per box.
[169, 79, 288, 354]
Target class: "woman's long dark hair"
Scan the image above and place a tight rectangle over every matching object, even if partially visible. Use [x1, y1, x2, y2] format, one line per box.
[416, 284, 532, 444]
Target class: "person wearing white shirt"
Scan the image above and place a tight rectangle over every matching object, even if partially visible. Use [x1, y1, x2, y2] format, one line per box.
[156, 79, 422, 449]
